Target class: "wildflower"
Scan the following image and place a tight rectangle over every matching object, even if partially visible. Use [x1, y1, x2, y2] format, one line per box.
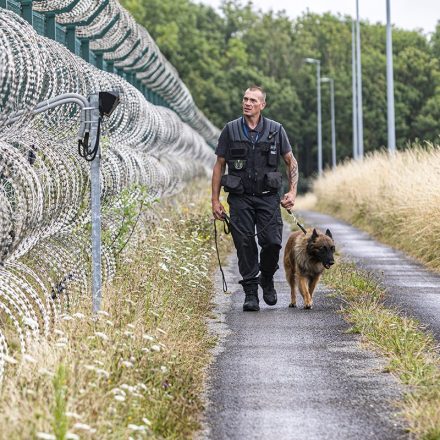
[96, 368, 110, 379]
[114, 395, 125, 402]
[38, 368, 54, 377]
[23, 354, 37, 364]
[151, 345, 161, 352]
[66, 412, 82, 420]
[127, 324, 135, 329]
[106, 320, 114, 327]
[142, 334, 154, 341]
[159, 263, 169, 272]
[142, 417, 152, 426]
[128, 424, 147, 431]
[36, 433, 56, 440]
[121, 360, 134, 368]
[160, 366, 168, 374]
[66, 433, 80, 440]
[72, 423, 92, 431]
[95, 332, 109, 342]
[72, 312, 85, 319]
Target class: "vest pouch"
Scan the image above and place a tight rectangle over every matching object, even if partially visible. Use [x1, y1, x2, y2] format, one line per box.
[264, 171, 282, 191]
[267, 143, 278, 166]
[221, 174, 244, 194]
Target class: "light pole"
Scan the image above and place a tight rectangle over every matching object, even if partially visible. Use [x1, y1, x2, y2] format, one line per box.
[321, 77, 337, 169]
[305, 57, 323, 175]
[352, 20, 358, 160]
[386, 0, 396, 153]
[355, 0, 364, 159]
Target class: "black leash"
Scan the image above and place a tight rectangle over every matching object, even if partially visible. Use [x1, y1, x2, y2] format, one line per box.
[214, 218, 230, 293]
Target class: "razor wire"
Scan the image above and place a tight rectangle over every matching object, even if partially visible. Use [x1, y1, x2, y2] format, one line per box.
[0, 8, 218, 381]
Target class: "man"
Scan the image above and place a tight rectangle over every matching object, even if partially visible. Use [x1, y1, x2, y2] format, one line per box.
[211, 85, 298, 311]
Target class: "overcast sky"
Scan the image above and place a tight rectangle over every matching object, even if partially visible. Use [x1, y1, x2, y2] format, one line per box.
[196, 0, 439, 35]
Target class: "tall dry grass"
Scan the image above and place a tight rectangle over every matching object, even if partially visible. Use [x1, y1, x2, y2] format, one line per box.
[313, 144, 440, 270]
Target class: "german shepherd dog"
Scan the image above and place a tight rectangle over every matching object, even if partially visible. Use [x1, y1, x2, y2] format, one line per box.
[284, 228, 335, 309]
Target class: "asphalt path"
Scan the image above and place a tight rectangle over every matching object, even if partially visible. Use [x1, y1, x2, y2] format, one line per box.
[201, 218, 407, 440]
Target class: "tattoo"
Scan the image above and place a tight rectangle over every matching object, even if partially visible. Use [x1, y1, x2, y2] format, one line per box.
[287, 153, 298, 191]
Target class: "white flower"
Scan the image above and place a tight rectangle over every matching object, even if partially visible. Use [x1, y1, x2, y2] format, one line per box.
[151, 345, 161, 352]
[128, 424, 147, 431]
[55, 342, 67, 348]
[142, 417, 152, 426]
[72, 422, 92, 431]
[114, 395, 126, 402]
[142, 334, 154, 341]
[66, 412, 82, 420]
[95, 332, 109, 342]
[127, 323, 135, 329]
[72, 313, 85, 319]
[23, 354, 37, 364]
[66, 433, 80, 440]
[159, 263, 169, 272]
[96, 368, 110, 379]
[160, 366, 168, 374]
[36, 433, 56, 440]
[38, 368, 54, 377]
[106, 320, 114, 327]
[121, 360, 134, 368]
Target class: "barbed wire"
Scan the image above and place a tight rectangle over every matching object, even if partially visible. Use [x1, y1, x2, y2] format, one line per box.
[0, 8, 217, 381]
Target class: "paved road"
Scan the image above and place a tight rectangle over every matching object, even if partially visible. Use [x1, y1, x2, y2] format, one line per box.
[202, 219, 406, 440]
[299, 210, 440, 340]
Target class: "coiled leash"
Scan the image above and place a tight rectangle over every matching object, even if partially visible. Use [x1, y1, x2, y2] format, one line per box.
[213, 209, 307, 293]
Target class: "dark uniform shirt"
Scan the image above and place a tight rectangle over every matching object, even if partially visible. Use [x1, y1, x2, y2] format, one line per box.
[215, 116, 292, 157]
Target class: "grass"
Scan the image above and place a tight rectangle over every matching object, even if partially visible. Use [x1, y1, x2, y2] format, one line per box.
[0, 180, 232, 439]
[309, 144, 440, 272]
[323, 260, 440, 440]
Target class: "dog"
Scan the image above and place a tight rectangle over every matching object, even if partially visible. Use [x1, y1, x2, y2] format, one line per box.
[283, 228, 335, 309]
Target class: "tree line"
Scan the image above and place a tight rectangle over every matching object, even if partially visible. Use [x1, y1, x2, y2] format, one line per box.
[121, 0, 440, 183]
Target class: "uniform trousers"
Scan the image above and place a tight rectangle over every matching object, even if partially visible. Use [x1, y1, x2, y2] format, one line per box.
[227, 193, 283, 292]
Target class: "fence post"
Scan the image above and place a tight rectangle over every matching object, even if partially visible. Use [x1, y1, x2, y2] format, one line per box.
[87, 93, 103, 313]
[20, 0, 33, 25]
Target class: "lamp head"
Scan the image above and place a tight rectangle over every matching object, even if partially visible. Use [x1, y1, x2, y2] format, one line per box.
[99, 91, 120, 117]
[304, 57, 319, 64]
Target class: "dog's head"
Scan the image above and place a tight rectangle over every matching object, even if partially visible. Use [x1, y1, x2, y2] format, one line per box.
[307, 228, 335, 269]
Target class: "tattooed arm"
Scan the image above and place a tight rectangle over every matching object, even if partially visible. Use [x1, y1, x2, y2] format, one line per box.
[280, 151, 298, 210]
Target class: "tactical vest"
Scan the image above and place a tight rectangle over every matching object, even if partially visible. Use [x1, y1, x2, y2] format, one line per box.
[221, 117, 283, 195]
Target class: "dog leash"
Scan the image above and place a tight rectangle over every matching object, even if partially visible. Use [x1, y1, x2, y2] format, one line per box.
[287, 210, 307, 235]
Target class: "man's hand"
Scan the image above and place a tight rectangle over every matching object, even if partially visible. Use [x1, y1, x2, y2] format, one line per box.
[280, 191, 296, 211]
[212, 199, 226, 220]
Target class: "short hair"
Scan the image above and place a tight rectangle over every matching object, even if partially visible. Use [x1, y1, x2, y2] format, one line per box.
[246, 85, 266, 103]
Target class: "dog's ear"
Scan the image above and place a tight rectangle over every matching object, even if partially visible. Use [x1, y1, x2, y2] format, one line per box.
[311, 228, 319, 240]
[325, 229, 333, 239]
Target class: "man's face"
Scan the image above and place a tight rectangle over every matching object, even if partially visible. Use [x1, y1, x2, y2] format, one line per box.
[242, 89, 266, 118]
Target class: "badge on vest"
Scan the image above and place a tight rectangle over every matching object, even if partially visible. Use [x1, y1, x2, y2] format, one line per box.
[233, 159, 246, 170]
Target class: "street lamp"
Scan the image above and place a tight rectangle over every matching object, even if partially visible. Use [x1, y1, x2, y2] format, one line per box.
[321, 77, 337, 169]
[305, 57, 323, 175]
[386, 0, 396, 153]
[355, 0, 364, 159]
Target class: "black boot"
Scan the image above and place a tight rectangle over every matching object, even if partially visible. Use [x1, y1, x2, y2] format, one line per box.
[243, 290, 260, 312]
[259, 274, 277, 306]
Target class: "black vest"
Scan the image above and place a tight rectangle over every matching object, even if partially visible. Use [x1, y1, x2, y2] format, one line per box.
[221, 117, 283, 195]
